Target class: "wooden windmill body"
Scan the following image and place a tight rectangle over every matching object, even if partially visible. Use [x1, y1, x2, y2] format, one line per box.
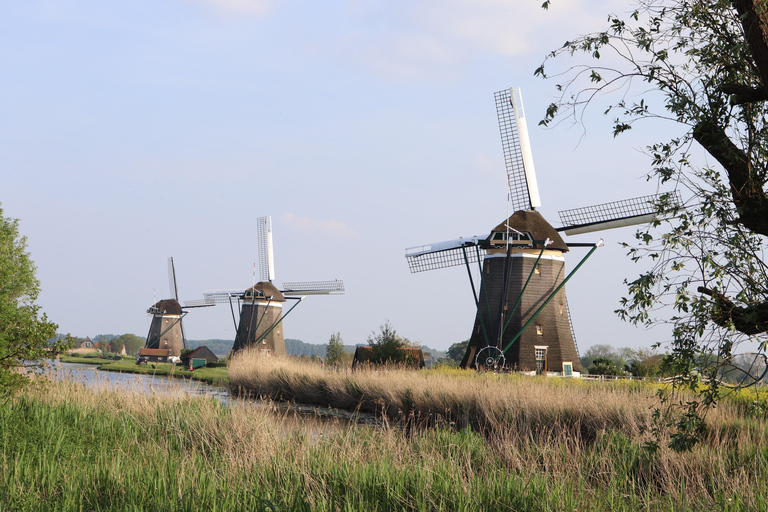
[231, 282, 287, 356]
[203, 216, 344, 357]
[459, 211, 582, 373]
[143, 258, 211, 361]
[145, 298, 185, 358]
[406, 87, 677, 375]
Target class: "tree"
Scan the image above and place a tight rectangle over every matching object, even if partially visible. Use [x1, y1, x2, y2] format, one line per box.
[325, 331, 345, 366]
[0, 205, 66, 394]
[628, 348, 665, 377]
[446, 340, 469, 364]
[366, 321, 417, 365]
[538, 0, 768, 449]
[587, 357, 625, 377]
[109, 337, 124, 354]
[115, 333, 144, 356]
[580, 344, 631, 371]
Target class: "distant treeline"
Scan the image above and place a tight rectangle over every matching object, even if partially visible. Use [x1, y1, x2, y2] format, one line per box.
[64, 334, 448, 360]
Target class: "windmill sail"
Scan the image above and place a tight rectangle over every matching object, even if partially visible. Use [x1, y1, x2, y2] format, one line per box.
[405, 237, 486, 273]
[557, 192, 682, 236]
[495, 88, 541, 212]
[257, 216, 275, 283]
[168, 257, 179, 301]
[281, 280, 345, 296]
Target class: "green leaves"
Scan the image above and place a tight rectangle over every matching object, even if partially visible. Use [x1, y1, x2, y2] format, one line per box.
[0, 204, 65, 395]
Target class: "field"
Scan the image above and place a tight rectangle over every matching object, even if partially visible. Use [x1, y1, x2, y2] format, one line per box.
[2, 356, 767, 510]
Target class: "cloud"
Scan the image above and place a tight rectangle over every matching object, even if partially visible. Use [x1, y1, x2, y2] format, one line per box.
[330, 0, 616, 81]
[280, 214, 357, 239]
[188, 0, 272, 16]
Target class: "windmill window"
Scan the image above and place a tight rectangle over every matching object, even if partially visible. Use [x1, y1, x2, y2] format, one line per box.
[562, 362, 573, 377]
[534, 263, 541, 274]
[535, 346, 548, 374]
[535, 324, 543, 335]
[559, 303, 564, 315]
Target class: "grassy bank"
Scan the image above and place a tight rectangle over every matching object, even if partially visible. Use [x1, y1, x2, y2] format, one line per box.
[57, 357, 229, 386]
[97, 361, 229, 386]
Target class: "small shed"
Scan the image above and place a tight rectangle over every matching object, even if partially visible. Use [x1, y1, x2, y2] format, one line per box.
[187, 346, 219, 364]
[351, 346, 425, 369]
[139, 348, 170, 363]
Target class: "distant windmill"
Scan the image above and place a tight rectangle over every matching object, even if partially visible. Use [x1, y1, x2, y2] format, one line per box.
[143, 257, 211, 361]
[203, 216, 344, 356]
[405, 87, 679, 375]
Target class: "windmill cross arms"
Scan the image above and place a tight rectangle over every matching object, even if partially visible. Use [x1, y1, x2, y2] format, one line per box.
[405, 237, 488, 273]
[557, 191, 682, 236]
[281, 280, 345, 296]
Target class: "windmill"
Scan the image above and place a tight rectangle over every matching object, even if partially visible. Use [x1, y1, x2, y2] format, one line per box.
[203, 216, 344, 356]
[405, 87, 680, 375]
[143, 257, 212, 361]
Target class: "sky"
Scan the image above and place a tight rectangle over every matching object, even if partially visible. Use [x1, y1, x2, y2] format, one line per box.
[2, 0, 682, 353]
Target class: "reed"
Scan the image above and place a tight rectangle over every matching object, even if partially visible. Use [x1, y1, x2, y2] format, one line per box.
[2, 361, 768, 510]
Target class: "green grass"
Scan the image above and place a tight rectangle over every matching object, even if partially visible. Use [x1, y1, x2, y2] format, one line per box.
[5, 360, 768, 510]
[58, 355, 127, 365]
[97, 361, 228, 386]
[8, 378, 761, 511]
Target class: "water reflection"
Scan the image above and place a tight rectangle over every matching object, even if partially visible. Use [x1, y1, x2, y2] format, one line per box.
[47, 361, 230, 401]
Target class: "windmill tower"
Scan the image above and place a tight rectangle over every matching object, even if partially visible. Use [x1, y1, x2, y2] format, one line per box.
[204, 216, 345, 356]
[405, 87, 679, 375]
[144, 257, 211, 359]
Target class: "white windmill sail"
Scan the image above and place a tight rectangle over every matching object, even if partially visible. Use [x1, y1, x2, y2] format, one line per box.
[557, 192, 682, 236]
[405, 236, 486, 273]
[495, 88, 542, 212]
[257, 216, 275, 283]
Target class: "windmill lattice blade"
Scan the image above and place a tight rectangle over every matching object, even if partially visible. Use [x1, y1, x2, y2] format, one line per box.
[202, 290, 245, 303]
[257, 216, 275, 282]
[495, 88, 541, 212]
[281, 280, 345, 295]
[182, 299, 217, 308]
[405, 244, 485, 273]
[167, 257, 179, 301]
[557, 191, 682, 235]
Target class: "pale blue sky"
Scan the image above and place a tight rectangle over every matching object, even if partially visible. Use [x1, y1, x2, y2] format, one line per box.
[2, 0, 679, 351]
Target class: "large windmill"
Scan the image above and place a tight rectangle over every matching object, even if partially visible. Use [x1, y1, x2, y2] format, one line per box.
[143, 257, 211, 361]
[203, 216, 344, 356]
[405, 87, 679, 375]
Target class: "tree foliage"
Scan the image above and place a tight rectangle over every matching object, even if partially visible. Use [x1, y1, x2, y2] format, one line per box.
[446, 340, 469, 364]
[325, 331, 346, 366]
[0, 205, 66, 394]
[538, 0, 768, 449]
[366, 321, 418, 365]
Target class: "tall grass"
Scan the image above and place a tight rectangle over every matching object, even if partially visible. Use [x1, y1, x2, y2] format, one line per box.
[2, 357, 768, 510]
[227, 352, 768, 509]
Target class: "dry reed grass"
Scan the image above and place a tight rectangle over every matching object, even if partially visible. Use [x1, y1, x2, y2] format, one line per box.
[228, 351, 768, 508]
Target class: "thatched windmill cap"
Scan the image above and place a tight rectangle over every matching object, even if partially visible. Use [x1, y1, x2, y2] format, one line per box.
[490, 210, 569, 252]
[151, 299, 182, 315]
[246, 282, 286, 302]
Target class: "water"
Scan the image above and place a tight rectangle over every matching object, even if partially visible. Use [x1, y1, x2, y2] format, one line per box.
[47, 361, 380, 428]
[47, 361, 230, 400]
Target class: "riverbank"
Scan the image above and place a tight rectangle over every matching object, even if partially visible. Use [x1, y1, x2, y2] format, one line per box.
[57, 356, 229, 386]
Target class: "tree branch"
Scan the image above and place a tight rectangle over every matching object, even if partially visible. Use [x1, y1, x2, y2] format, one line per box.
[692, 118, 768, 236]
[699, 286, 768, 335]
